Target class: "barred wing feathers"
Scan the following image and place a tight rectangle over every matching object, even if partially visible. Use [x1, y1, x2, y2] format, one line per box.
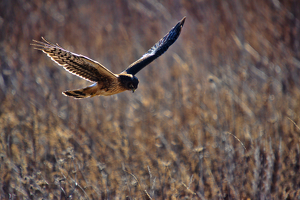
[31, 38, 117, 82]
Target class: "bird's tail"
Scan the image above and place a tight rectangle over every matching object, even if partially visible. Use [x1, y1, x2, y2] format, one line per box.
[63, 83, 98, 99]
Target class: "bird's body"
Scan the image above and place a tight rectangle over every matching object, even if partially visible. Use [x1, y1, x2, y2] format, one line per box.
[31, 17, 185, 98]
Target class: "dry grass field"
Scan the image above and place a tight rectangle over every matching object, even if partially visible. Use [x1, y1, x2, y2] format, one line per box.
[1, 0, 300, 199]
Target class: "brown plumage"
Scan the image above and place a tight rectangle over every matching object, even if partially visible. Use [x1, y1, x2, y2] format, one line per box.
[31, 17, 185, 99]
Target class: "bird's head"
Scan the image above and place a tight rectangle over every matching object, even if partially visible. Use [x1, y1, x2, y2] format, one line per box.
[119, 74, 139, 93]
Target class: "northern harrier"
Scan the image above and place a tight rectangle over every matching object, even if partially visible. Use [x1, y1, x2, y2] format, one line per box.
[31, 17, 185, 99]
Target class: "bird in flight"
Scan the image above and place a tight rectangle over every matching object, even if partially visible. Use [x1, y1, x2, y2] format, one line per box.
[31, 17, 185, 99]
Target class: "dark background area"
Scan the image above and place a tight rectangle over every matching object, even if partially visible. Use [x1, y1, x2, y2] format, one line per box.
[1, 0, 300, 199]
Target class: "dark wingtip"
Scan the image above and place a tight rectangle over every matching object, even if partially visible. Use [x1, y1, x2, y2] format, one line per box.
[174, 16, 186, 31]
[123, 17, 186, 76]
[180, 16, 186, 26]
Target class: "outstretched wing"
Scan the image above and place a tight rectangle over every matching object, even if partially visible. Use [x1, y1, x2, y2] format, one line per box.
[123, 16, 185, 75]
[31, 37, 117, 82]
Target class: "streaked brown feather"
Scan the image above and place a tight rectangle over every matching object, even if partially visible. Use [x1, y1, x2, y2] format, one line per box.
[31, 37, 117, 82]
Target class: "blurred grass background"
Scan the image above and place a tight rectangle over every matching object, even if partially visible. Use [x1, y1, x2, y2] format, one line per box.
[1, 0, 300, 199]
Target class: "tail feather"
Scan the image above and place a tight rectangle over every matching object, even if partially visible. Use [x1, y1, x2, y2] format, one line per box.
[63, 83, 98, 99]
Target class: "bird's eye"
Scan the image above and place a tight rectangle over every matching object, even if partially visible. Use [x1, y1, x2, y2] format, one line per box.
[129, 84, 133, 89]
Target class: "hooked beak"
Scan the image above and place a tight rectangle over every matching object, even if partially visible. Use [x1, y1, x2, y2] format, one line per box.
[132, 89, 135, 93]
